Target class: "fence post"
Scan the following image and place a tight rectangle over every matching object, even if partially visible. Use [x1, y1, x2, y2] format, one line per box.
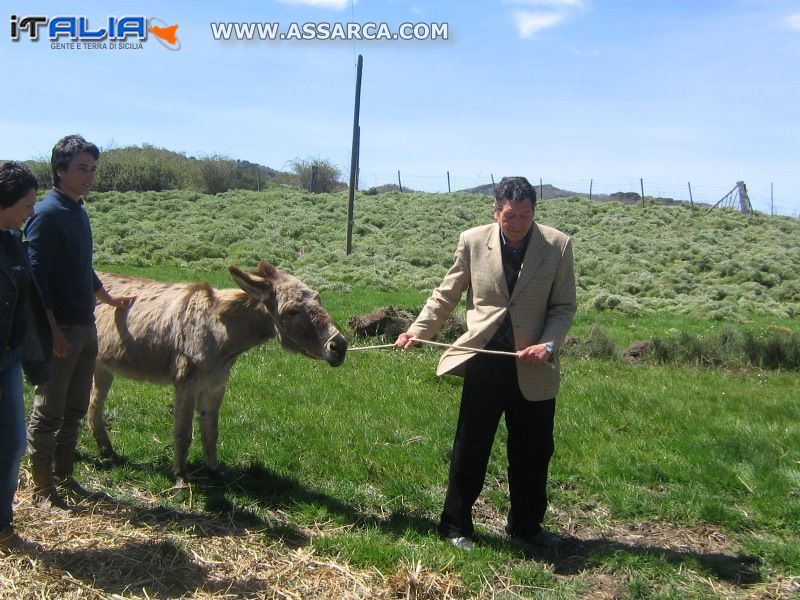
[640, 178, 645, 208]
[687, 182, 694, 212]
[310, 165, 319, 193]
[355, 125, 361, 191]
[397, 170, 403, 193]
[447, 171, 451, 193]
[346, 54, 363, 256]
[589, 178, 593, 202]
[539, 177, 543, 202]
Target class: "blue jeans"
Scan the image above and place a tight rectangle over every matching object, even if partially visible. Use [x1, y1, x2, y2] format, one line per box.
[0, 348, 25, 531]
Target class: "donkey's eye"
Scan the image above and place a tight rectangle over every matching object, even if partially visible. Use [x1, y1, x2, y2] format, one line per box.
[282, 308, 301, 319]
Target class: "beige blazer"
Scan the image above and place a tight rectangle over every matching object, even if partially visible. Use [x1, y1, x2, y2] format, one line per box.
[408, 222, 576, 401]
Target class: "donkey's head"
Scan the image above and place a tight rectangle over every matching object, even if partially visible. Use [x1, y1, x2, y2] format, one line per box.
[228, 261, 347, 366]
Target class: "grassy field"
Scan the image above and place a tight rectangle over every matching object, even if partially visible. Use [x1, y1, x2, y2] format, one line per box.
[4, 188, 799, 598]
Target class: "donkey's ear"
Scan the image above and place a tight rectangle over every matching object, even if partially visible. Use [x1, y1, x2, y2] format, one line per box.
[258, 261, 277, 278]
[229, 265, 274, 300]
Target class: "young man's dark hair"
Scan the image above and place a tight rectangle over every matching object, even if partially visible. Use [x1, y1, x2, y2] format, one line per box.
[50, 135, 100, 188]
[494, 176, 537, 211]
[0, 162, 38, 209]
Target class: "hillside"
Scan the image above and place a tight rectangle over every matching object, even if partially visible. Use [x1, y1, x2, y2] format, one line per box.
[463, 182, 704, 207]
[86, 186, 800, 321]
[464, 182, 586, 200]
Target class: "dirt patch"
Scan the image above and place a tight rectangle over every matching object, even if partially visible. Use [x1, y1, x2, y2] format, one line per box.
[349, 307, 465, 343]
[463, 497, 793, 599]
[622, 340, 650, 364]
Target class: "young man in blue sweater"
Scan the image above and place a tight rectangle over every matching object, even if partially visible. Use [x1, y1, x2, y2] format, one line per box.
[25, 135, 135, 513]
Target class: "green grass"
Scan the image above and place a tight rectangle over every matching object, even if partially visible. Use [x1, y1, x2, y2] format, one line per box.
[28, 284, 795, 597]
[21, 187, 800, 596]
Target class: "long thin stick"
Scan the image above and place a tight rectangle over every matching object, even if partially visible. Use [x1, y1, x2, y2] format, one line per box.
[349, 338, 519, 357]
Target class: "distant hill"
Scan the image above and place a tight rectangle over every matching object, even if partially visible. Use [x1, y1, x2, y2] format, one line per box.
[461, 182, 706, 208]
[461, 183, 583, 200]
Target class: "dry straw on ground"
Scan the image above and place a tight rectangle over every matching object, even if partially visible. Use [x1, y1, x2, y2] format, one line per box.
[2, 472, 798, 599]
[1, 475, 461, 599]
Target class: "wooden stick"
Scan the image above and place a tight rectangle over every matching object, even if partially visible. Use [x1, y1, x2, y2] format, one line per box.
[350, 339, 520, 358]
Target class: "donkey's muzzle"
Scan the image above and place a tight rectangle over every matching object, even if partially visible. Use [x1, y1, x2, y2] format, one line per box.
[323, 332, 348, 367]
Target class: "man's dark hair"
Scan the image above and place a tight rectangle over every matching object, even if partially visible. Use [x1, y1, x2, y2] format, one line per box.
[51, 134, 100, 187]
[494, 176, 537, 212]
[0, 161, 38, 209]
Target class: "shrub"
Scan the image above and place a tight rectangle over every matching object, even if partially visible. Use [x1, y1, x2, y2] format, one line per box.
[647, 329, 799, 371]
[24, 158, 53, 189]
[197, 156, 238, 195]
[289, 157, 343, 193]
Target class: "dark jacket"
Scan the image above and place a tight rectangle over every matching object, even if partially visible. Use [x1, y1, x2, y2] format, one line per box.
[1, 230, 52, 385]
[24, 188, 102, 326]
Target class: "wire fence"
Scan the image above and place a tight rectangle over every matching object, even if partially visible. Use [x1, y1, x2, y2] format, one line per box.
[356, 171, 798, 218]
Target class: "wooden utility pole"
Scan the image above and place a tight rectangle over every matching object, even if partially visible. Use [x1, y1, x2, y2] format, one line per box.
[687, 182, 694, 211]
[346, 54, 363, 255]
[589, 179, 593, 202]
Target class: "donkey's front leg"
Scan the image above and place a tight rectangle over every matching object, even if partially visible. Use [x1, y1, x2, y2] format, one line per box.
[172, 385, 197, 489]
[198, 385, 226, 483]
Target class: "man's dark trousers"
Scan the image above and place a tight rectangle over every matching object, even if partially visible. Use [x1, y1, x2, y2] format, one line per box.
[438, 352, 556, 539]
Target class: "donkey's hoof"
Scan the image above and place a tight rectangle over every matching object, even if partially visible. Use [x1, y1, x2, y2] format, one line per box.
[207, 469, 229, 487]
[99, 447, 122, 464]
[170, 478, 191, 497]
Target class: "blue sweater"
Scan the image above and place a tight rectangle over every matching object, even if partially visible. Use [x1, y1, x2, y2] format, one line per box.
[25, 188, 102, 326]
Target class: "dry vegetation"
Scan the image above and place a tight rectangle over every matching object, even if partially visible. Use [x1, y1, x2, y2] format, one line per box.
[4, 467, 798, 599]
[2, 469, 462, 599]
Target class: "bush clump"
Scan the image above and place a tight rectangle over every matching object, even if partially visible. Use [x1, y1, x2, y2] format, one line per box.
[648, 328, 799, 370]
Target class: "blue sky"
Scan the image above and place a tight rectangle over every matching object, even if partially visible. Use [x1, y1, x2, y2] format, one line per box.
[2, 0, 799, 214]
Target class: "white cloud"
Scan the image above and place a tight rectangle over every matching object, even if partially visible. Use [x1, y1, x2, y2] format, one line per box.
[787, 13, 800, 30]
[277, 0, 351, 9]
[503, 0, 583, 7]
[513, 10, 566, 38]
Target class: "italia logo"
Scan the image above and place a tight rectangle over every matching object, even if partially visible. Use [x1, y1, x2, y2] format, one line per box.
[10, 15, 181, 50]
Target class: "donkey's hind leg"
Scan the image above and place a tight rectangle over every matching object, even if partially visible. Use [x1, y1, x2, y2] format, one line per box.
[88, 364, 119, 461]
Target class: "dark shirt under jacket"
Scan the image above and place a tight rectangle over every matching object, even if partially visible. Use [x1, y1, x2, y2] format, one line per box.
[485, 227, 532, 351]
[1, 230, 31, 350]
[25, 188, 102, 326]
[0, 230, 52, 384]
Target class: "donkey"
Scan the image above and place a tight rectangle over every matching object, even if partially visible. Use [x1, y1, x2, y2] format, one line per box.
[87, 261, 347, 488]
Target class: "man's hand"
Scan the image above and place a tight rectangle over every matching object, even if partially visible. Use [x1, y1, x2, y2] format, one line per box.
[52, 326, 70, 358]
[395, 331, 422, 349]
[106, 295, 136, 310]
[517, 343, 553, 365]
[96, 286, 136, 310]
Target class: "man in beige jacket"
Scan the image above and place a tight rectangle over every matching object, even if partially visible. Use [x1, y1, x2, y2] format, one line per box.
[396, 176, 576, 551]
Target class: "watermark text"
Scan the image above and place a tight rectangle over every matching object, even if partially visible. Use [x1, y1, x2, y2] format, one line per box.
[209, 21, 449, 42]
